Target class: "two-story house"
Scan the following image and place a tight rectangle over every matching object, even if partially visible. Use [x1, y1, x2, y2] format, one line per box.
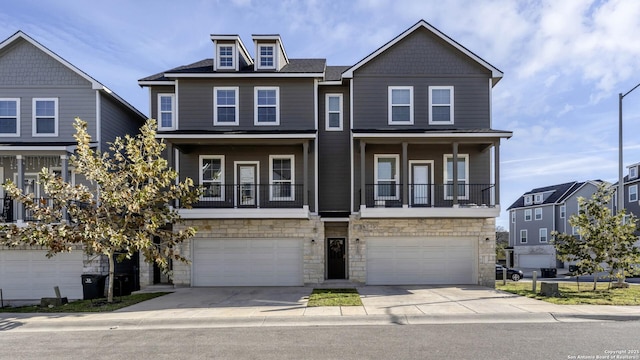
[619, 163, 640, 251]
[138, 20, 511, 288]
[507, 180, 608, 270]
[0, 31, 146, 302]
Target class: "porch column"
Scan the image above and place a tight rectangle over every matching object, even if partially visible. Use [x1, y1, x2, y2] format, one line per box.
[494, 141, 500, 206]
[452, 142, 459, 206]
[16, 155, 24, 222]
[360, 140, 366, 209]
[402, 142, 408, 208]
[61, 154, 69, 222]
[303, 140, 309, 208]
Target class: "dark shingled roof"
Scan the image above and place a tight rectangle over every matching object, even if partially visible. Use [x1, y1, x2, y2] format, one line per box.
[325, 66, 350, 81]
[352, 128, 511, 134]
[139, 58, 326, 82]
[507, 181, 581, 210]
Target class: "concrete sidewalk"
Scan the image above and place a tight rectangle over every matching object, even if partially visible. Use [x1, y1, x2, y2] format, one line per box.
[1, 285, 639, 332]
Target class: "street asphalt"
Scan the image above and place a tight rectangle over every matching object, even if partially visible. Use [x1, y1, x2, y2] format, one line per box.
[1, 284, 639, 332]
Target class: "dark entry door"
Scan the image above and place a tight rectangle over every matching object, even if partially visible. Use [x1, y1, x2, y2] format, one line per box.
[327, 238, 346, 279]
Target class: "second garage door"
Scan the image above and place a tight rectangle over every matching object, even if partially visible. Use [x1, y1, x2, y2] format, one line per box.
[192, 239, 303, 286]
[367, 237, 476, 285]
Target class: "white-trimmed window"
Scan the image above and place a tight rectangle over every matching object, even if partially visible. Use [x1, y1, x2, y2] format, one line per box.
[443, 154, 469, 200]
[629, 184, 638, 202]
[572, 226, 580, 239]
[214, 87, 239, 125]
[524, 195, 532, 205]
[560, 205, 566, 219]
[630, 166, 638, 179]
[524, 209, 532, 221]
[534, 194, 543, 204]
[520, 229, 527, 244]
[0, 98, 19, 136]
[157, 94, 175, 130]
[534, 207, 542, 220]
[325, 94, 343, 131]
[539, 228, 548, 243]
[511, 211, 515, 223]
[388, 86, 413, 124]
[270, 155, 294, 201]
[254, 87, 279, 125]
[258, 45, 275, 69]
[200, 156, 224, 200]
[217, 44, 235, 69]
[375, 154, 400, 200]
[429, 86, 454, 124]
[32, 98, 58, 136]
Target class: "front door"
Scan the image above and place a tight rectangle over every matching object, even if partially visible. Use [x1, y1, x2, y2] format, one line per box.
[327, 238, 346, 279]
[410, 163, 431, 206]
[237, 164, 257, 207]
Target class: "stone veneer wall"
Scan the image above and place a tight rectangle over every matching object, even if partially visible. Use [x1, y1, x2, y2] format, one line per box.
[169, 216, 325, 286]
[348, 216, 496, 287]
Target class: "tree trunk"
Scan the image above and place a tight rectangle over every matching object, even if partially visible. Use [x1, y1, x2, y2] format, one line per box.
[592, 275, 597, 291]
[107, 250, 115, 303]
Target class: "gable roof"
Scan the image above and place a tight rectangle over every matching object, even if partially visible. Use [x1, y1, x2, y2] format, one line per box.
[0, 30, 145, 118]
[342, 19, 503, 86]
[507, 181, 579, 210]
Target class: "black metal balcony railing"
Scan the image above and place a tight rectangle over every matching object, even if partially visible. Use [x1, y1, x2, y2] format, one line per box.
[364, 184, 495, 208]
[191, 183, 305, 209]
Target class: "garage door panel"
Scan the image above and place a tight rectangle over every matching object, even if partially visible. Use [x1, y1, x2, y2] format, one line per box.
[367, 237, 476, 285]
[193, 239, 303, 286]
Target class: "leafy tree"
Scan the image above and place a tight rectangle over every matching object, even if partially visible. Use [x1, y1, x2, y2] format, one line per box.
[1, 118, 200, 302]
[552, 184, 640, 290]
[495, 226, 509, 260]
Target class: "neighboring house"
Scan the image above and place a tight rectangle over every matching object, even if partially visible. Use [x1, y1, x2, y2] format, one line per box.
[138, 20, 511, 288]
[0, 31, 146, 302]
[507, 180, 609, 270]
[619, 163, 640, 250]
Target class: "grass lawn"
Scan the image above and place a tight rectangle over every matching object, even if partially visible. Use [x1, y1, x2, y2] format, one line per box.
[0, 292, 170, 313]
[307, 288, 363, 307]
[496, 281, 640, 305]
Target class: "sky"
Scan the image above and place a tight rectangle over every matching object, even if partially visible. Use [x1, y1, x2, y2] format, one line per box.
[2, 0, 640, 229]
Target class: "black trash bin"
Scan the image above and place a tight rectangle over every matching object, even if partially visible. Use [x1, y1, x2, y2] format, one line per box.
[81, 274, 106, 300]
[113, 273, 133, 296]
[540, 268, 557, 278]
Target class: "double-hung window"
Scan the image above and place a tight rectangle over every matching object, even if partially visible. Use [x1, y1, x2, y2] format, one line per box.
[560, 205, 566, 219]
[520, 230, 527, 244]
[0, 98, 19, 136]
[429, 86, 454, 124]
[443, 154, 469, 200]
[539, 228, 548, 243]
[629, 184, 638, 203]
[534, 207, 542, 220]
[33, 98, 58, 136]
[157, 94, 175, 130]
[200, 156, 224, 200]
[258, 45, 275, 69]
[325, 94, 343, 131]
[270, 155, 294, 201]
[374, 155, 399, 200]
[524, 209, 532, 221]
[630, 167, 638, 179]
[388, 86, 413, 124]
[214, 87, 239, 125]
[217, 45, 234, 69]
[254, 87, 279, 125]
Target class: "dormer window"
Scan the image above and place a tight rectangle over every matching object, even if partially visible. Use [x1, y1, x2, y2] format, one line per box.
[630, 166, 638, 180]
[217, 44, 235, 70]
[534, 194, 543, 204]
[524, 195, 532, 205]
[258, 45, 275, 69]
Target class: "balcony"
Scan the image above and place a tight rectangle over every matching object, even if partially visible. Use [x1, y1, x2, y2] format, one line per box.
[360, 183, 499, 218]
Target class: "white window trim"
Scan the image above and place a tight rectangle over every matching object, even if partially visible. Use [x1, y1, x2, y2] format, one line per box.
[629, 184, 638, 203]
[630, 167, 638, 179]
[443, 154, 469, 200]
[534, 207, 542, 221]
[199, 155, 225, 201]
[524, 209, 532, 221]
[387, 86, 414, 125]
[374, 154, 400, 201]
[50, 167, 76, 186]
[32, 98, 58, 137]
[0, 98, 20, 137]
[524, 195, 532, 205]
[511, 211, 515, 223]
[257, 44, 276, 70]
[539, 228, 548, 243]
[216, 44, 235, 70]
[325, 93, 343, 131]
[157, 93, 176, 131]
[269, 154, 295, 201]
[560, 205, 566, 219]
[428, 86, 454, 125]
[520, 229, 527, 244]
[213, 87, 239, 126]
[534, 194, 543, 204]
[254, 87, 280, 125]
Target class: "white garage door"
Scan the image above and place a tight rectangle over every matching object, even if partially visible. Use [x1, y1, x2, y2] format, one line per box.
[192, 239, 303, 286]
[518, 254, 554, 268]
[0, 250, 84, 300]
[367, 237, 476, 285]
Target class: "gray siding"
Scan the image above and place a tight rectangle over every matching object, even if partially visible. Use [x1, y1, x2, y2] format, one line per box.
[99, 92, 145, 147]
[512, 205, 555, 246]
[318, 84, 350, 213]
[149, 85, 176, 122]
[176, 78, 315, 131]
